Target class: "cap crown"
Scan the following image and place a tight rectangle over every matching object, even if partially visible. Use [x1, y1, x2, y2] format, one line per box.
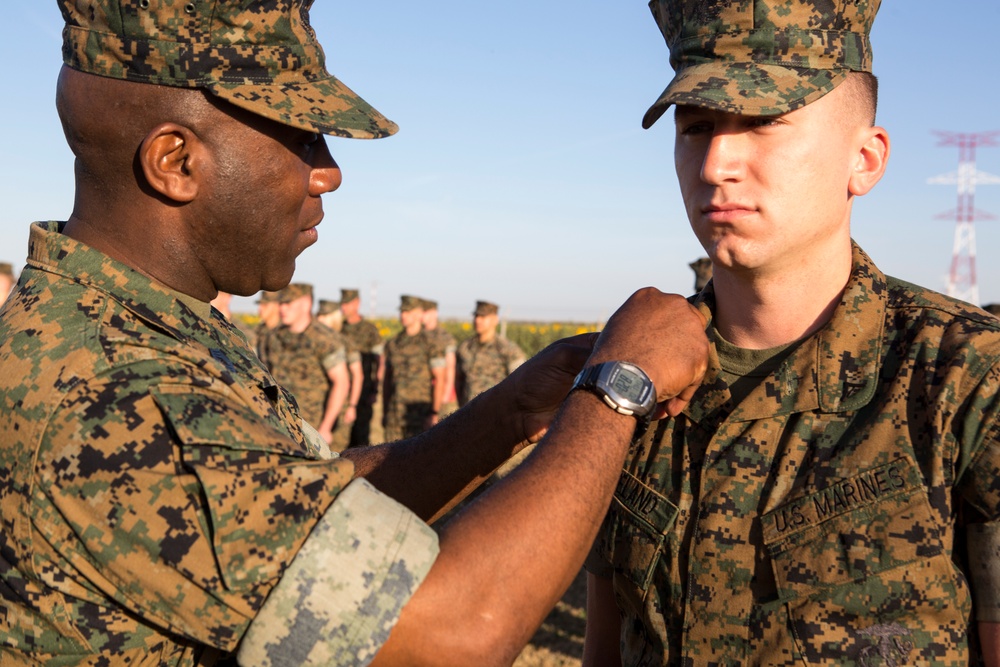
[643, 0, 879, 125]
[279, 282, 313, 302]
[60, 0, 397, 138]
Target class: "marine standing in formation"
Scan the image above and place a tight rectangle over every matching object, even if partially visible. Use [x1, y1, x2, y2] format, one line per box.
[420, 298, 458, 422]
[253, 289, 281, 369]
[339, 287, 384, 447]
[583, 1, 1000, 665]
[0, 2, 713, 664]
[382, 295, 444, 441]
[266, 283, 354, 450]
[456, 300, 527, 407]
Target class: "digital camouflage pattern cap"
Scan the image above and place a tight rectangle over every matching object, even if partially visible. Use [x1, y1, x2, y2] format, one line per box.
[643, 0, 880, 127]
[278, 283, 313, 303]
[340, 288, 360, 303]
[256, 290, 281, 304]
[399, 295, 424, 312]
[59, 0, 398, 139]
[474, 300, 499, 316]
[420, 298, 438, 311]
[316, 299, 340, 315]
[0, 262, 13, 277]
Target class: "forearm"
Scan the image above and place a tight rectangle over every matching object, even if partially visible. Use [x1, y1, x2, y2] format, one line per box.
[342, 384, 526, 522]
[983, 622, 1000, 666]
[348, 361, 363, 407]
[320, 371, 349, 430]
[370, 391, 635, 666]
[431, 367, 446, 413]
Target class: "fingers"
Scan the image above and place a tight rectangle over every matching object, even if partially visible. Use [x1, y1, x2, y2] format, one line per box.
[588, 288, 709, 404]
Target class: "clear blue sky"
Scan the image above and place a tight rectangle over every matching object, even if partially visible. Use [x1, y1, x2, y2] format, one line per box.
[3, 2, 1000, 322]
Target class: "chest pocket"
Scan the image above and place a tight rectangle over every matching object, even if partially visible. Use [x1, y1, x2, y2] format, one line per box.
[761, 457, 970, 665]
[606, 470, 679, 601]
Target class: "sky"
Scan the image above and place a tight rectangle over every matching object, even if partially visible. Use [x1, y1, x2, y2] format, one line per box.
[2, 1, 1000, 322]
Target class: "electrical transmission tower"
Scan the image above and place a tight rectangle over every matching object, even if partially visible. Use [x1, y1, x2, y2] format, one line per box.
[926, 131, 1000, 306]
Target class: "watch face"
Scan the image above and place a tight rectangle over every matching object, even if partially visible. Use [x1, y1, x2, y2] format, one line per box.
[611, 367, 647, 403]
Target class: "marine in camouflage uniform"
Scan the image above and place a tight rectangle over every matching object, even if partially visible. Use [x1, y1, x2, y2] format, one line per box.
[0, 2, 442, 663]
[583, 1, 1000, 665]
[254, 289, 281, 369]
[340, 288, 385, 447]
[421, 297, 458, 420]
[267, 283, 356, 453]
[456, 300, 526, 406]
[382, 295, 445, 442]
[0, 223, 437, 664]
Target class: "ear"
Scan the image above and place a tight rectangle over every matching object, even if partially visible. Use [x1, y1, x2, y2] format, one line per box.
[848, 125, 890, 197]
[137, 123, 203, 203]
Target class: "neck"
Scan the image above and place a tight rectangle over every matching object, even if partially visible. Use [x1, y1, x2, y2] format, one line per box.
[478, 330, 496, 344]
[711, 246, 852, 350]
[404, 322, 422, 336]
[346, 312, 361, 324]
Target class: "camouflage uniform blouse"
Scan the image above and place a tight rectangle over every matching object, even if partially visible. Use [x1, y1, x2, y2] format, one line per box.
[383, 331, 444, 440]
[456, 335, 526, 406]
[0, 222, 438, 666]
[587, 244, 1000, 666]
[265, 320, 355, 428]
[341, 318, 384, 401]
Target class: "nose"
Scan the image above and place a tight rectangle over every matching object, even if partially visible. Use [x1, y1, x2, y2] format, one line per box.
[309, 136, 343, 195]
[700, 131, 745, 185]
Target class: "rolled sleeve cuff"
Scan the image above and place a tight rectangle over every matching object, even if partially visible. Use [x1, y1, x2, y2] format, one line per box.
[238, 477, 439, 666]
[968, 522, 1000, 622]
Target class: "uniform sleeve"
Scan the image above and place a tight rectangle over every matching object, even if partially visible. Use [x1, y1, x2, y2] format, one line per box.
[238, 477, 439, 666]
[32, 369, 356, 652]
[958, 361, 1000, 621]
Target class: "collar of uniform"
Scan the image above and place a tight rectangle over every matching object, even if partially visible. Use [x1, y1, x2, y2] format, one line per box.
[682, 241, 886, 423]
[27, 221, 214, 335]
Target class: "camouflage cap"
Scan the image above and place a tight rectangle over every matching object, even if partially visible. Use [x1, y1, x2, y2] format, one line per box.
[278, 282, 313, 303]
[642, 0, 880, 128]
[59, 0, 398, 139]
[340, 288, 360, 303]
[0, 262, 13, 277]
[420, 298, 438, 311]
[256, 290, 281, 304]
[474, 300, 499, 316]
[317, 299, 340, 315]
[399, 294, 424, 312]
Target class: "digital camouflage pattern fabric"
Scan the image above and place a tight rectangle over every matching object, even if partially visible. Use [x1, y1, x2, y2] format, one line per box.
[642, 0, 879, 127]
[456, 335, 526, 406]
[587, 244, 1000, 666]
[383, 331, 443, 442]
[59, 0, 397, 139]
[265, 320, 354, 430]
[0, 222, 438, 664]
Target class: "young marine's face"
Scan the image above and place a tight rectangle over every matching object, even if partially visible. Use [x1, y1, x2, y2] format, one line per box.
[673, 81, 865, 278]
[474, 313, 498, 337]
[279, 295, 313, 328]
[193, 103, 343, 295]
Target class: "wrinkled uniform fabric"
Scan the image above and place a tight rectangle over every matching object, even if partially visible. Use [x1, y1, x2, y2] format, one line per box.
[456, 335, 526, 407]
[587, 244, 1000, 666]
[266, 321, 358, 452]
[265, 320, 347, 429]
[383, 331, 443, 442]
[0, 222, 437, 665]
[341, 318, 383, 447]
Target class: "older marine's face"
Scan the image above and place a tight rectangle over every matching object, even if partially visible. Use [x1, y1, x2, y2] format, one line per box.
[191, 101, 343, 296]
[673, 82, 862, 278]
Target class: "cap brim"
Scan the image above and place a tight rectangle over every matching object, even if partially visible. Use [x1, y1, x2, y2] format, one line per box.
[642, 62, 848, 129]
[212, 73, 398, 139]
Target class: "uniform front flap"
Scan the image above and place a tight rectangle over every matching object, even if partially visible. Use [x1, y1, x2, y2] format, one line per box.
[151, 384, 356, 591]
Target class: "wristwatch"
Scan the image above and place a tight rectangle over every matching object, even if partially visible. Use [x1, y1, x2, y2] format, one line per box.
[571, 361, 656, 438]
